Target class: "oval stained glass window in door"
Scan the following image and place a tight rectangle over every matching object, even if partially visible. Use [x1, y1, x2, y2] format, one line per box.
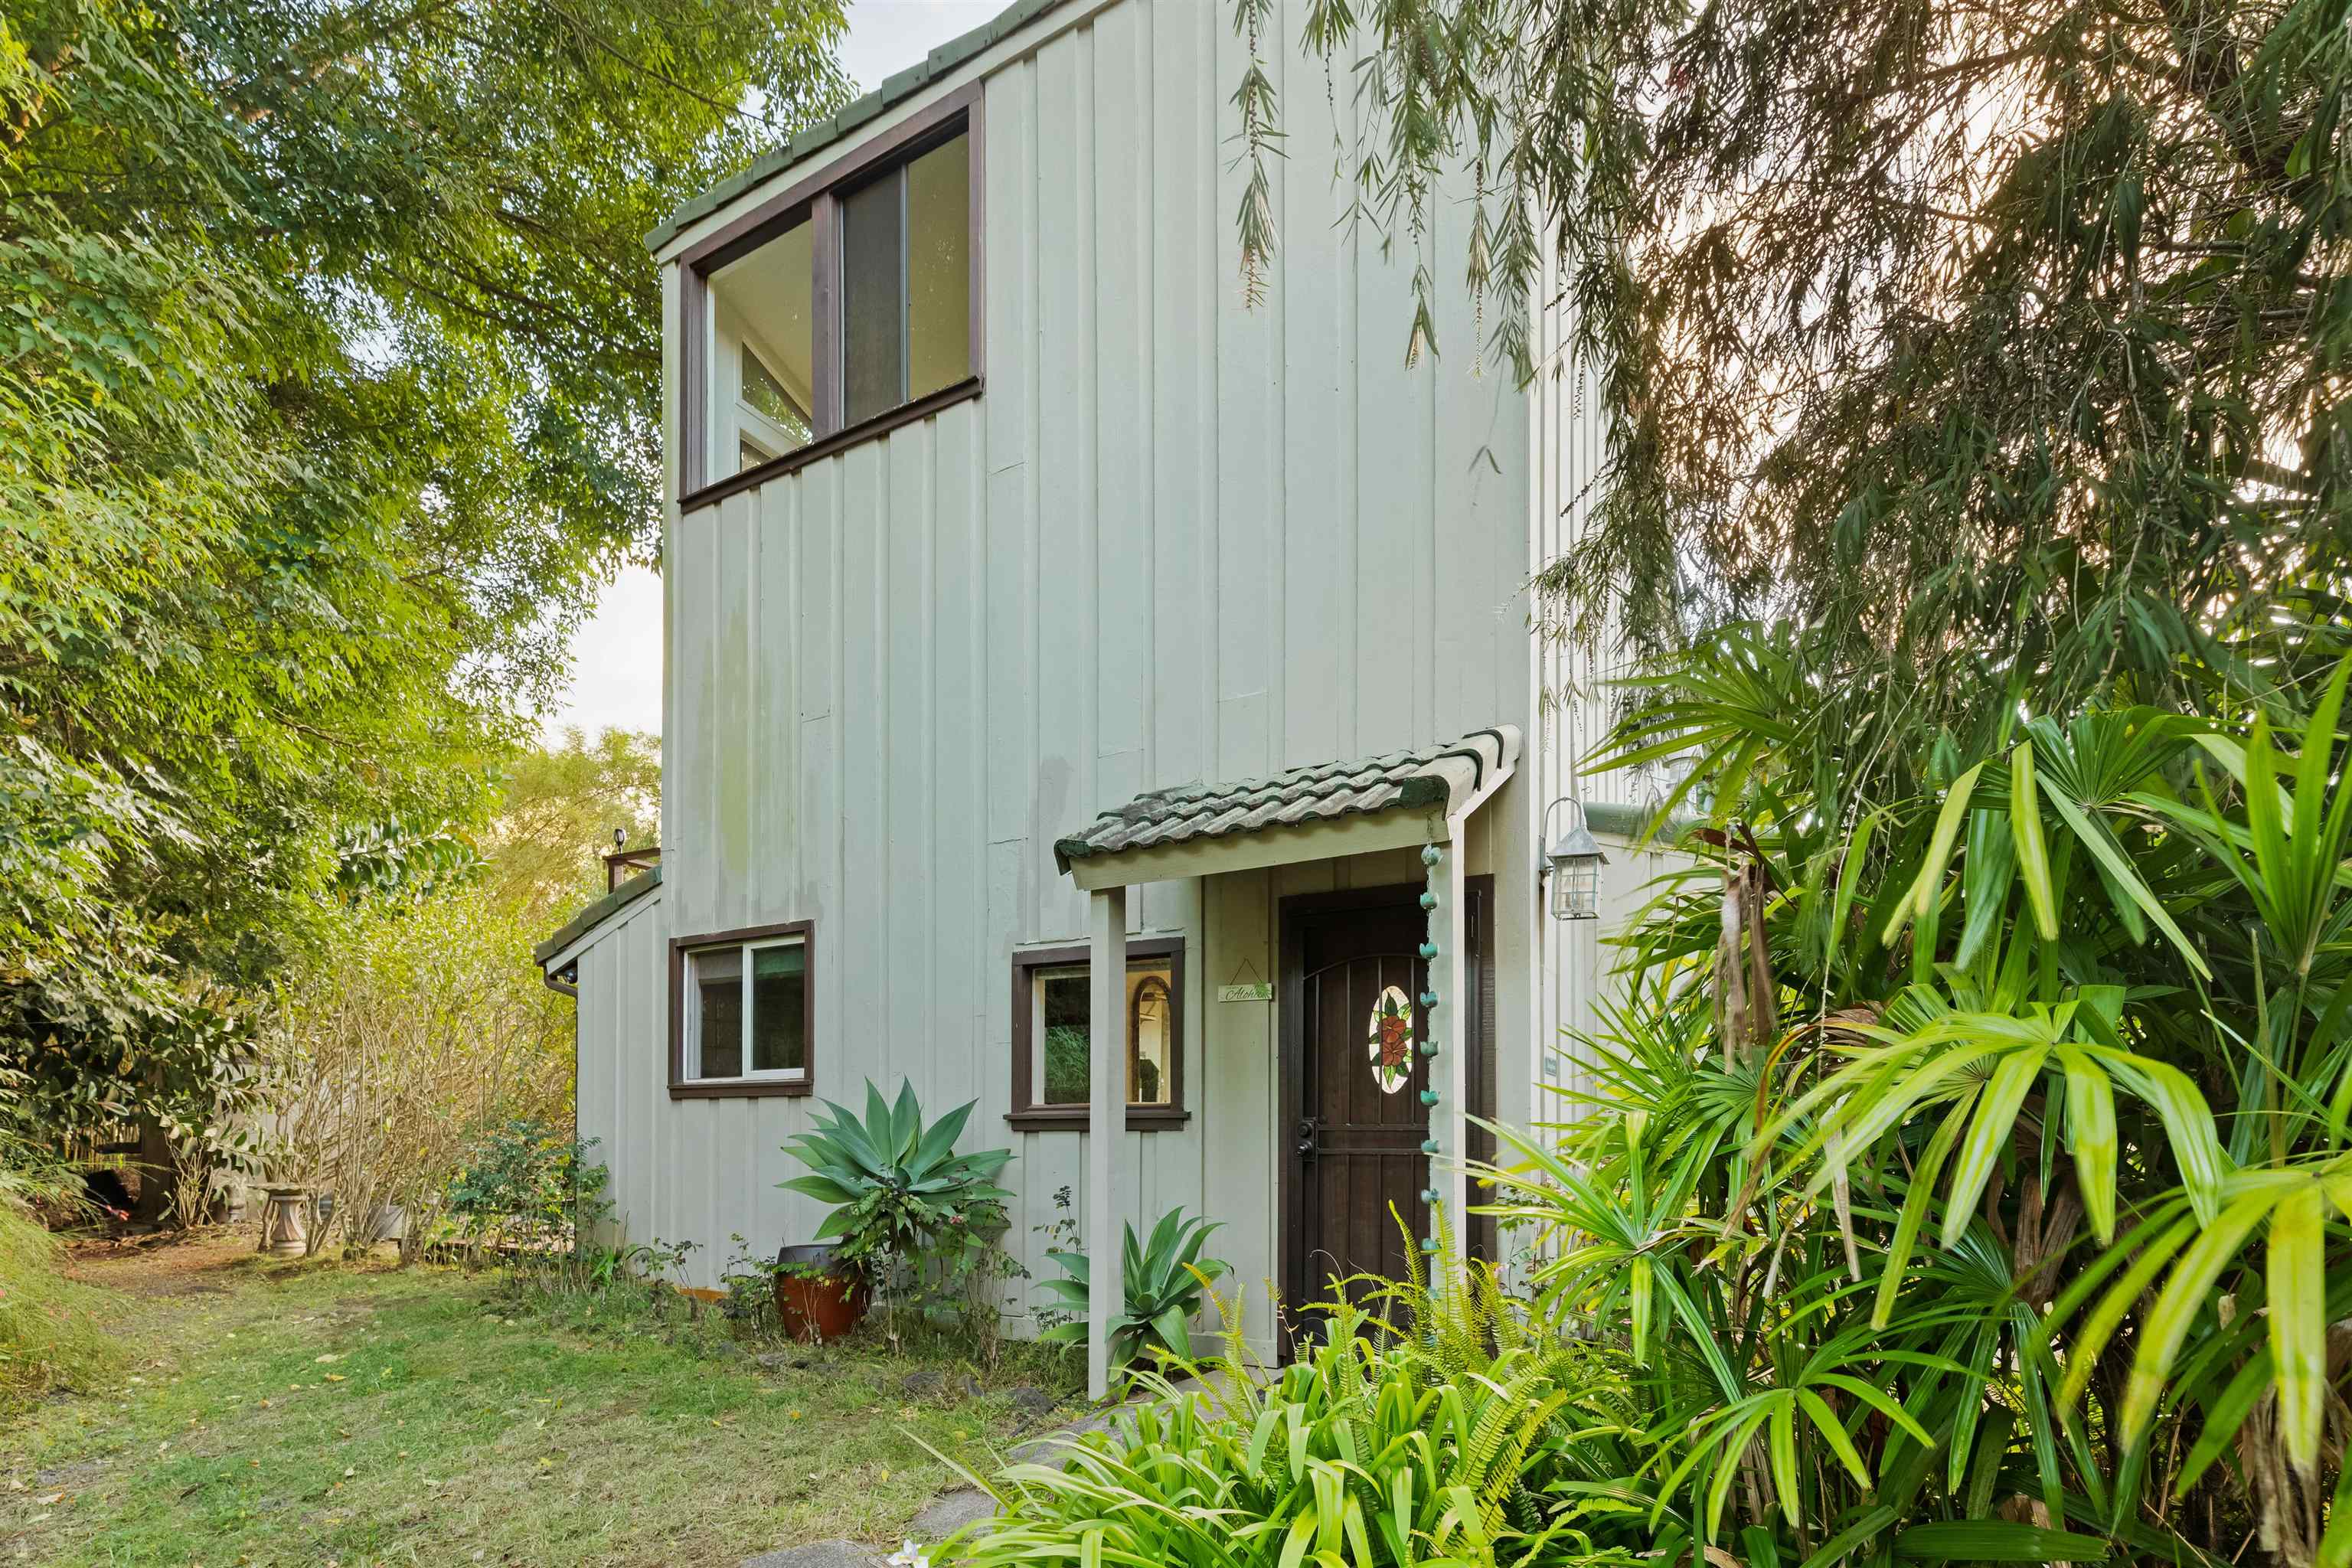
[1367, 985, 1414, 1095]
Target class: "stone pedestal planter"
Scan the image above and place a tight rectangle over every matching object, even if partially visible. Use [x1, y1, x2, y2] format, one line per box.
[258, 1188, 311, 1257]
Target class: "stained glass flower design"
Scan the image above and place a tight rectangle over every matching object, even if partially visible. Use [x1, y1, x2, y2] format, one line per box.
[1367, 985, 1415, 1094]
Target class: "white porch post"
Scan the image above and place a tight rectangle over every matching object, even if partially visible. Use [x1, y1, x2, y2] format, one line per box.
[1086, 884, 1127, 1401]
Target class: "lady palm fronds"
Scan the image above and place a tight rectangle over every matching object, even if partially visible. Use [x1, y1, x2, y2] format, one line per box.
[1474, 628, 2352, 1568]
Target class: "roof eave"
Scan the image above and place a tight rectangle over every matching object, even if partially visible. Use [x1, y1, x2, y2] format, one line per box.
[644, 0, 1067, 257]
[534, 864, 663, 969]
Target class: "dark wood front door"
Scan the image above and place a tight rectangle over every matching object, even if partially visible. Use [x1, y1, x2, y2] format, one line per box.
[1280, 888, 1432, 1330]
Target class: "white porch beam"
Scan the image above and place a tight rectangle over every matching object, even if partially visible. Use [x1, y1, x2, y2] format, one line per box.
[1067, 809, 1448, 890]
[1085, 885, 1126, 1401]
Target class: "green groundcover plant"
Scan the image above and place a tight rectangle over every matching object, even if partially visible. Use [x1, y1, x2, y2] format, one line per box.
[0, 1147, 113, 1404]
[949, 1239, 1635, 1568]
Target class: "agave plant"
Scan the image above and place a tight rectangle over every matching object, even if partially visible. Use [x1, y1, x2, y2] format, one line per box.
[777, 1080, 1012, 1280]
[1035, 1206, 1228, 1368]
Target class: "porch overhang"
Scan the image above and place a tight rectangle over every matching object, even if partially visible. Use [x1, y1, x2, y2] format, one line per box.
[1054, 727, 1522, 889]
[1052, 727, 1519, 1399]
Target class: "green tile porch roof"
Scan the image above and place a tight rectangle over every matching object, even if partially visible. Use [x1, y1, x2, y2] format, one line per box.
[644, 0, 1069, 255]
[1054, 728, 1523, 874]
[534, 864, 661, 969]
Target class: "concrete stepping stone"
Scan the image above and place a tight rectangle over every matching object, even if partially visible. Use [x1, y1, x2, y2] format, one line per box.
[908, 1487, 999, 1539]
[740, 1542, 890, 1568]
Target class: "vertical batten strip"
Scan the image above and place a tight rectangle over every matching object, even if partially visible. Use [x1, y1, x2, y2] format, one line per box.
[1418, 841, 1446, 1256]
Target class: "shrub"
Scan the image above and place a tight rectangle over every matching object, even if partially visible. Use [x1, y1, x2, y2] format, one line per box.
[445, 1119, 604, 1260]
[948, 1285, 1630, 1568]
[0, 1160, 115, 1405]
[256, 884, 572, 1259]
[1431, 634, 2352, 1568]
[779, 1080, 1017, 1338]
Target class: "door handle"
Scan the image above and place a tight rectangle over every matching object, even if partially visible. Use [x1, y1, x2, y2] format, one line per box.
[1295, 1117, 1321, 1158]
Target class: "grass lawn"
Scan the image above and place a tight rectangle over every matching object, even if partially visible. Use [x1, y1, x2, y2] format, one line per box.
[1, 1235, 1079, 1566]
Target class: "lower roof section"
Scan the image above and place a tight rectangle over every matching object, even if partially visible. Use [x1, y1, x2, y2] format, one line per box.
[534, 864, 662, 971]
[1055, 727, 1521, 889]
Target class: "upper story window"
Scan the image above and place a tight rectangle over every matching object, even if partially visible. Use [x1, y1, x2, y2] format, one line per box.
[842, 133, 970, 424]
[710, 220, 815, 472]
[679, 93, 982, 505]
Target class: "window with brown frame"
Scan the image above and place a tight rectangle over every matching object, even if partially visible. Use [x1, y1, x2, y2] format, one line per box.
[1008, 937, 1187, 1131]
[678, 89, 982, 507]
[668, 922, 815, 1098]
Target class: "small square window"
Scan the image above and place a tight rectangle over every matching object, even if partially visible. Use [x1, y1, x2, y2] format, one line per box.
[673, 924, 814, 1095]
[1010, 939, 1185, 1129]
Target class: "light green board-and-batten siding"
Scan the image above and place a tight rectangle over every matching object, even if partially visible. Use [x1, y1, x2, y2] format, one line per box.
[564, 0, 1632, 1350]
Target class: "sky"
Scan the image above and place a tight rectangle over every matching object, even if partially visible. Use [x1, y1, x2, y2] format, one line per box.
[539, 0, 1007, 743]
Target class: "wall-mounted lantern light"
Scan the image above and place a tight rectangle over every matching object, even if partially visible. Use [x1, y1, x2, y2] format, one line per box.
[1541, 799, 1608, 921]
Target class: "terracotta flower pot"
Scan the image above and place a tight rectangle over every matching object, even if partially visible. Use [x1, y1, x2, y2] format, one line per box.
[773, 1243, 870, 1342]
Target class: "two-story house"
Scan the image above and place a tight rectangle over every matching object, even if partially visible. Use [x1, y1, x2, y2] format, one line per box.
[537, 0, 1661, 1396]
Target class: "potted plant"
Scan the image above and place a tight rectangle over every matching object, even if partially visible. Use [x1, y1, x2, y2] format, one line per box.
[776, 1080, 1014, 1342]
[769, 1241, 871, 1341]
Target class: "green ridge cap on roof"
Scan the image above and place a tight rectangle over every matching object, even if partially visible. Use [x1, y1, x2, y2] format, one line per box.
[644, 0, 1067, 255]
[535, 864, 662, 969]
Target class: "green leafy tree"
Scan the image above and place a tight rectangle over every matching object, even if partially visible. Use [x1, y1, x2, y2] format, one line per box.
[483, 727, 662, 920]
[0, 0, 844, 1175]
[1266, 0, 2350, 728]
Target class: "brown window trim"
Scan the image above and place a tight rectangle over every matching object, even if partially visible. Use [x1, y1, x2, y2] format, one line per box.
[668, 920, 816, 1099]
[678, 377, 981, 514]
[676, 80, 985, 501]
[1008, 936, 1189, 1132]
